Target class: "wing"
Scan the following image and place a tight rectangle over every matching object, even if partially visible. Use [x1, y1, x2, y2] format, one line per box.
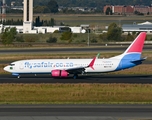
[66, 66, 85, 74]
[65, 57, 96, 74]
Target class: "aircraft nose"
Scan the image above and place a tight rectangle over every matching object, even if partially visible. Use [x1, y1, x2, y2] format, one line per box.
[4, 66, 9, 72]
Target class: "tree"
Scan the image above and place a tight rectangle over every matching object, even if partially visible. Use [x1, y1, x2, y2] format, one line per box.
[46, 35, 57, 43]
[35, 16, 43, 27]
[34, 6, 50, 13]
[125, 33, 134, 41]
[134, 11, 144, 15]
[105, 7, 112, 15]
[6, 0, 152, 10]
[107, 23, 122, 41]
[47, 0, 59, 13]
[1, 27, 17, 45]
[50, 18, 55, 27]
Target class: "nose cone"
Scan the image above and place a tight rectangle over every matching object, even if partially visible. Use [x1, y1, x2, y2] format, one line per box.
[4, 66, 10, 72]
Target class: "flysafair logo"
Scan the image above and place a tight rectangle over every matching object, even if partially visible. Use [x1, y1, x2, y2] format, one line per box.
[24, 62, 74, 69]
[24, 62, 52, 69]
[102, 61, 112, 63]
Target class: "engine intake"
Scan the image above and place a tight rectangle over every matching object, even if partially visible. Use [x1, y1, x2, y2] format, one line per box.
[51, 70, 69, 78]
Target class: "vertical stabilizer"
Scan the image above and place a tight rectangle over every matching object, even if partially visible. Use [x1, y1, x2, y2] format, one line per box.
[124, 32, 146, 54]
[114, 32, 147, 71]
[110, 32, 146, 59]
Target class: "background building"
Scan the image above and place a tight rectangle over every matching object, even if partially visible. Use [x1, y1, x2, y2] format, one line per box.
[104, 5, 152, 15]
[122, 21, 152, 33]
[23, 0, 37, 33]
[0, 0, 6, 21]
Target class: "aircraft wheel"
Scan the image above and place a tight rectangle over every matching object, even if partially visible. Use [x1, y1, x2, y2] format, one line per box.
[73, 74, 78, 79]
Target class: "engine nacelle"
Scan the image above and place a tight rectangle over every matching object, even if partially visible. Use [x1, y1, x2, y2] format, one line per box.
[51, 70, 69, 78]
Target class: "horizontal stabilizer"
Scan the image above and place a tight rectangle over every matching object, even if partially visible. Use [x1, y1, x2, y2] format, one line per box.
[131, 57, 147, 64]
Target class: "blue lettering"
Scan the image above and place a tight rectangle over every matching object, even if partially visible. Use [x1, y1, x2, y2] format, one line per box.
[56, 63, 59, 67]
[44, 63, 47, 67]
[24, 62, 73, 69]
[48, 62, 53, 67]
[37, 63, 40, 67]
[69, 63, 73, 67]
[60, 63, 63, 67]
[41, 62, 44, 67]
[33, 63, 37, 68]
[25, 62, 32, 69]
[66, 63, 69, 67]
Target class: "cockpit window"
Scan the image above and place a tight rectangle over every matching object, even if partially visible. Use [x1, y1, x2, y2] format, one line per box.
[9, 64, 15, 66]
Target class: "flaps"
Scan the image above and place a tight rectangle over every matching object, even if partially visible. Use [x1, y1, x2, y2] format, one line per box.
[66, 67, 85, 74]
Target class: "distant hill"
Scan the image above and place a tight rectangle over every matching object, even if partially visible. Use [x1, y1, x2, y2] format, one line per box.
[6, 0, 152, 8]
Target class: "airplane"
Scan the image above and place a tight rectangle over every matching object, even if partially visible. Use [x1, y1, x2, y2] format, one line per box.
[4, 32, 146, 79]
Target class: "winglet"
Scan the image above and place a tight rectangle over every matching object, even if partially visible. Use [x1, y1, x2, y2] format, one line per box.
[96, 53, 100, 58]
[88, 57, 96, 70]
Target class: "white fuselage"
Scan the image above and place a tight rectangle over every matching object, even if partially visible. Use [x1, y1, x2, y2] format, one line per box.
[5, 58, 121, 74]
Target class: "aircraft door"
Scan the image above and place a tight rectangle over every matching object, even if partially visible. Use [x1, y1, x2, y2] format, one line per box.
[19, 62, 24, 70]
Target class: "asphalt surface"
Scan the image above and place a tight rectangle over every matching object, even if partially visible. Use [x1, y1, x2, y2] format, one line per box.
[0, 74, 152, 84]
[0, 45, 151, 54]
[0, 75, 152, 120]
[0, 104, 152, 120]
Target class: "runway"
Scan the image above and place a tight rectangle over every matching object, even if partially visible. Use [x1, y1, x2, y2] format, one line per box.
[0, 104, 152, 120]
[0, 74, 152, 84]
[0, 75, 152, 120]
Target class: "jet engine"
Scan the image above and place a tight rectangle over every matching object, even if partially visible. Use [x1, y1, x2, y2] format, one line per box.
[51, 70, 69, 77]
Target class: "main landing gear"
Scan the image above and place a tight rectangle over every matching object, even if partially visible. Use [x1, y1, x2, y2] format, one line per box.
[73, 74, 78, 79]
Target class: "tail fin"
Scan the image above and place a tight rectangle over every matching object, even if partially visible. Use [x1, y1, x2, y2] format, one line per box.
[111, 32, 146, 59]
[123, 32, 146, 54]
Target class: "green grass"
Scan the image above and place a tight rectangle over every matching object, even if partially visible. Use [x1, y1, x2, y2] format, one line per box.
[0, 83, 152, 104]
[0, 51, 151, 61]
[6, 14, 152, 27]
